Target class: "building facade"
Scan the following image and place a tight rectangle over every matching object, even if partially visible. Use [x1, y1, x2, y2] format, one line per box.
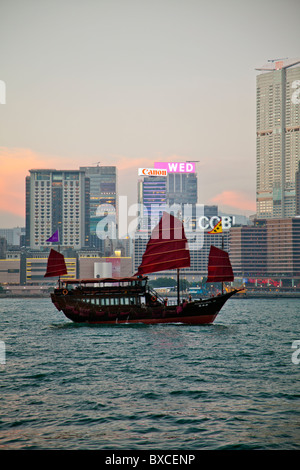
[229, 221, 267, 277]
[80, 165, 117, 244]
[296, 161, 300, 215]
[25, 254, 77, 283]
[137, 170, 198, 231]
[0, 259, 20, 284]
[229, 218, 300, 282]
[256, 58, 300, 218]
[166, 172, 198, 206]
[138, 176, 167, 230]
[26, 169, 90, 250]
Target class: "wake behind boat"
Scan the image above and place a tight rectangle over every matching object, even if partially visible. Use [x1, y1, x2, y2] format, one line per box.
[46, 212, 241, 325]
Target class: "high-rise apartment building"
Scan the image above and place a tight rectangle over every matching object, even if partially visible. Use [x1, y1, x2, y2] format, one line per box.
[296, 161, 300, 215]
[26, 169, 90, 250]
[256, 58, 300, 218]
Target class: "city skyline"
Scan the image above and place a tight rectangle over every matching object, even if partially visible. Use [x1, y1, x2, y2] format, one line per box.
[1, 0, 300, 227]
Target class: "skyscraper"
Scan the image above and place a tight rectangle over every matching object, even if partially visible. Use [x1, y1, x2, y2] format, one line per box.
[137, 169, 198, 231]
[256, 58, 300, 218]
[138, 176, 167, 230]
[80, 165, 117, 247]
[166, 173, 198, 206]
[26, 169, 90, 250]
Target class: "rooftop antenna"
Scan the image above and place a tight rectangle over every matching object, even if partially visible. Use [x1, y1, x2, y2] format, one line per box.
[267, 58, 288, 62]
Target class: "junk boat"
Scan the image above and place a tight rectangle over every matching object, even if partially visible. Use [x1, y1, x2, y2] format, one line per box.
[46, 212, 240, 325]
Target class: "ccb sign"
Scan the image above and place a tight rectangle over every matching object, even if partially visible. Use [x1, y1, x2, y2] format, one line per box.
[198, 215, 236, 230]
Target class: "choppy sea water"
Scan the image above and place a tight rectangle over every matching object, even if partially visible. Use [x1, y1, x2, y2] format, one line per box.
[0, 297, 299, 450]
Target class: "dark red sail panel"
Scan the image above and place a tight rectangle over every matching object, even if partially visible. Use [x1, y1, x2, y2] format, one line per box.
[44, 249, 68, 277]
[206, 245, 234, 282]
[137, 212, 190, 275]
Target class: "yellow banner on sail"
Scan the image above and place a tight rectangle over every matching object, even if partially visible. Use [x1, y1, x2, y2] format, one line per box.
[208, 220, 223, 234]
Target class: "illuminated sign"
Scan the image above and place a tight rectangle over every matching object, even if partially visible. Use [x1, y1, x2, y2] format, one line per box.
[154, 162, 195, 173]
[138, 168, 167, 176]
[198, 216, 236, 230]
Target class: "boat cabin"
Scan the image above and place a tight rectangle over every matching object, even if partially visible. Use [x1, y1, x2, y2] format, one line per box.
[58, 276, 161, 308]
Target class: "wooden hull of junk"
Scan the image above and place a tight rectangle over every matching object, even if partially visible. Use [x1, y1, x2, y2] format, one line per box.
[51, 281, 238, 325]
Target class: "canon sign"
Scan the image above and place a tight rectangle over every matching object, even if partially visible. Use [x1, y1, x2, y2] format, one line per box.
[138, 168, 167, 176]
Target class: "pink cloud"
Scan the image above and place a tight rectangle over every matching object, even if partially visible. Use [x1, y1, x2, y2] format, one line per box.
[0, 147, 150, 223]
[210, 190, 256, 213]
[0, 147, 74, 219]
[110, 155, 151, 171]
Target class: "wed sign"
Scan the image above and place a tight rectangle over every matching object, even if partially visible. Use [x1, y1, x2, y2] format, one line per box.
[154, 162, 195, 173]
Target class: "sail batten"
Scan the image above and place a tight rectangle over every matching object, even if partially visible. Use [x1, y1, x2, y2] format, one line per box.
[136, 212, 190, 275]
[44, 249, 68, 278]
[206, 245, 234, 283]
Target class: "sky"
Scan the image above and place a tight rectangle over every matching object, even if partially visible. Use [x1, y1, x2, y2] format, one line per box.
[1, 0, 300, 227]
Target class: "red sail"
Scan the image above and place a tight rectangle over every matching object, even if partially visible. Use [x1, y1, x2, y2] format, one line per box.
[206, 245, 234, 282]
[44, 249, 68, 278]
[137, 212, 190, 275]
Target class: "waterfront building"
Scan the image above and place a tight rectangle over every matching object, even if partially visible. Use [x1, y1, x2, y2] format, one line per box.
[25, 254, 77, 283]
[230, 221, 267, 277]
[26, 169, 90, 250]
[256, 58, 300, 218]
[229, 218, 300, 286]
[0, 259, 20, 284]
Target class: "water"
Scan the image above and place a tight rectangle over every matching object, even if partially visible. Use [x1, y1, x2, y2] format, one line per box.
[0, 297, 299, 450]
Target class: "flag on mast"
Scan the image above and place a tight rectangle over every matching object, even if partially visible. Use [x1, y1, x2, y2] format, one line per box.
[46, 229, 60, 243]
[208, 220, 222, 234]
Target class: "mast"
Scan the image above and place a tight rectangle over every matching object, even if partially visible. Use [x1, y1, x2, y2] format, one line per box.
[136, 212, 190, 306]
[45, 229, 63, 286]
[222, 234, 224, 294]
[177, 269, 180, 305]
[208, 219, 232, 294]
